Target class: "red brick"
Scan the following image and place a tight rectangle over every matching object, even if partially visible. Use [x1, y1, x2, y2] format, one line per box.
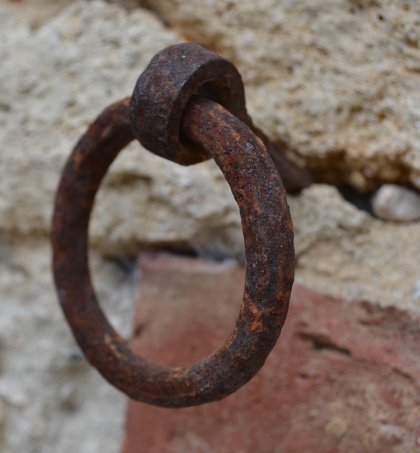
[122, 253, 420, 453]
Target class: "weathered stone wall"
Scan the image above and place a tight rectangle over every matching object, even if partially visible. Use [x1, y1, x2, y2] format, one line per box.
[140, 0, 420, 191]
[0, 1, 419, 451]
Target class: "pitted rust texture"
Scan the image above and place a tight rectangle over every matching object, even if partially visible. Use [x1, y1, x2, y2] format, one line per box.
[52, 44, 296, 408]
[130, 43, 248, 166]
[131, 43, 312, 191]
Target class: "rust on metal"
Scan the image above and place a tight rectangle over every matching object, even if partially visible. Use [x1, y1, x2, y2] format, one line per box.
[52, 43, 297, 408]
[130, 43, 312, 191]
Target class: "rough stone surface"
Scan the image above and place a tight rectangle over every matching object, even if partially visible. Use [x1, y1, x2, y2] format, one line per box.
[0, 2, 173, 452]
[0, 0, 376, 262]
[287, 184, 370, 256]
[123, 253, 420, 453]
[0, 0, 179, 239]
[0, 0, 246, 259]
[0, 0, 72, 29]
[372, 184, 420, 221]
[140, 0, 420, 192]
[0, 237, 138, 453]
[296, 220, 420, 312]
[286, 184, 420, 313]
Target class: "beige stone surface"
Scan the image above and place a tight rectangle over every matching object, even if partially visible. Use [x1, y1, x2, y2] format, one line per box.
[289, 185, 420, 313]
[287, 184, 370, 256]
[0, 2, 177, 452]
[296, 220, 420, 311]
[0, 236, 137, 453]
[0, 0, 245, 259]
[140, 0, 420, 191]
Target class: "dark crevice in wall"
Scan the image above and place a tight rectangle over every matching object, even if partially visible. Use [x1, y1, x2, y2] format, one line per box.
[338, 185, 374, 215]
[298, 332, 353, 358]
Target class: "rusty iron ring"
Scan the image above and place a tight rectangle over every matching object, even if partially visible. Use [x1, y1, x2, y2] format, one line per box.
[131, 44, 312, 191]
[52, 44, 295, 408]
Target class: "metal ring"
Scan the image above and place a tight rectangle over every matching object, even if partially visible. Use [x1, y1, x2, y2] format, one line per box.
[130, 43, 312, 191]
[52, 48, 295, 408]
[130, 43, 250, 166]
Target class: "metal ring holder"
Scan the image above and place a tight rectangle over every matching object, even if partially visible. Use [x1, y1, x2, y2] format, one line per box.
[52, 44, 296, 407]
